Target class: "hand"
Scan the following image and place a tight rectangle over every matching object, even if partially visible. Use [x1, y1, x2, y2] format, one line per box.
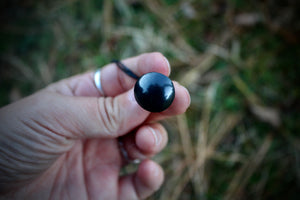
[0, 52, 190, 200]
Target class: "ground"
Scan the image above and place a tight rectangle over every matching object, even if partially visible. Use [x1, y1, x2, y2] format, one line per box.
[0, 0, 299, 199]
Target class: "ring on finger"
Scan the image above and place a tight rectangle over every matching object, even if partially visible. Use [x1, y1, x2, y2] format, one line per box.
[94, 69, 105, 96]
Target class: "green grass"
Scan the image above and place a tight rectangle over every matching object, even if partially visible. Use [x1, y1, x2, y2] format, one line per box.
[0, 0, 299, 199]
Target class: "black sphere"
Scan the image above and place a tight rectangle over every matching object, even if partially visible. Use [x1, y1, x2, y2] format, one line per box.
[134, 72, 175, 112]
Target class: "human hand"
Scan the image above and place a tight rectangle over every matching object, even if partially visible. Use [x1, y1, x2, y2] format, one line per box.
[0, 52, 190, 200]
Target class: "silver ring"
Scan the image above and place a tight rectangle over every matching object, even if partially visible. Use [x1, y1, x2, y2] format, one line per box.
[118, 140, 141, 164]
[94, 69, 105, 95]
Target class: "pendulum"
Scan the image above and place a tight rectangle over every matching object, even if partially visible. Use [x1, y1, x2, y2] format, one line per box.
[112, 60, 175, 112]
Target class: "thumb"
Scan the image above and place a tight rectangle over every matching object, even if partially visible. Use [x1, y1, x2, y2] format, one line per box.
[29, 89, 150, 139]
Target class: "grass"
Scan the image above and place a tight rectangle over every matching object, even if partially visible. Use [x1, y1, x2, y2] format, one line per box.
[0, 0, 299, 199]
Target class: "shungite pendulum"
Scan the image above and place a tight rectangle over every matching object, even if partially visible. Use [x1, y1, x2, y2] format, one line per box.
[112, 60, 175, 112]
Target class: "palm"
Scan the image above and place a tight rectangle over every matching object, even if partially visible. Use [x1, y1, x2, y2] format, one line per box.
[20, 139, 123, 199]
[58, 139, 122, 199]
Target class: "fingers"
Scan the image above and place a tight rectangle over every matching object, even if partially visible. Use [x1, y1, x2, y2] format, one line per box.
[136, 124, 167, 155]
[101, 52, 170, 97]
[47, 77, 190, 123]
[39, 52, 189, 140]
[34, 88, 150, 139]
[147, 81, 191, 122]
[118, 160, 164, 200]
[45, 52, 170, 97]
[36, 81, 189, 140]
[45, 71, 100, 97]
[120, 123, 168, 162]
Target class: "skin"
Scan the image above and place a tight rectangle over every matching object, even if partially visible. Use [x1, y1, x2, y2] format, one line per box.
[0, 52, 190, 200]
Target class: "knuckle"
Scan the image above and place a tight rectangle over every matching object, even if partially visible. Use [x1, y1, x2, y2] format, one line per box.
[97, 97, 121, 135]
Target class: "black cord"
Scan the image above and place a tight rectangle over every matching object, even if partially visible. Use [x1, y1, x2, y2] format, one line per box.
[111, 59, 139, 80]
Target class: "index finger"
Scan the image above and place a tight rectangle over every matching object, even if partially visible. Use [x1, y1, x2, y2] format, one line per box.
[45, 52, 170, 97]
[101, 52, 170, 97]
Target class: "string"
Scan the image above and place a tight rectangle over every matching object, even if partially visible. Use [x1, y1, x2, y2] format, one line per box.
[111, 59, 139, 80]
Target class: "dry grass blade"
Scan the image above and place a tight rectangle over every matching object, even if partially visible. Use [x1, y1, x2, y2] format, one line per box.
[144, 0, 196, 56]
[225, 134, 273, 200]
[195, 83, 218, 197]
[37, 59, 54, 85]
[102, 0, 113, 39]
[207, 114, 242, 153]
[45, 0, 79, 15]
[100, 0, 114, 54]
[233, 75, 281, 127]
[171, 113, 242, 199]
[232, 75, 260, 105]
[2, 55, 35, 81]
[211, 151, 246, 164]
[177, 114, 194, 167]
[180, 54, 216, 87]
[112, 26, 186, 60]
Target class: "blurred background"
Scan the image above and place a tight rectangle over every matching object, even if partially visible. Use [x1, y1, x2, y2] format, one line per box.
[0, 0, 299, 199]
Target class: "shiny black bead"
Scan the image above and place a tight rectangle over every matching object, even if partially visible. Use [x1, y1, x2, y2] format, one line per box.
[134, 72, 175, 112]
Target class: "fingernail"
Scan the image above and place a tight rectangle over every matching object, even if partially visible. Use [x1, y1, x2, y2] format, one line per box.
[148, 127, 161, 146]
[183, 86, 191, 107]
[173, 81, 191, 107]
[163, 56, 171, 74]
